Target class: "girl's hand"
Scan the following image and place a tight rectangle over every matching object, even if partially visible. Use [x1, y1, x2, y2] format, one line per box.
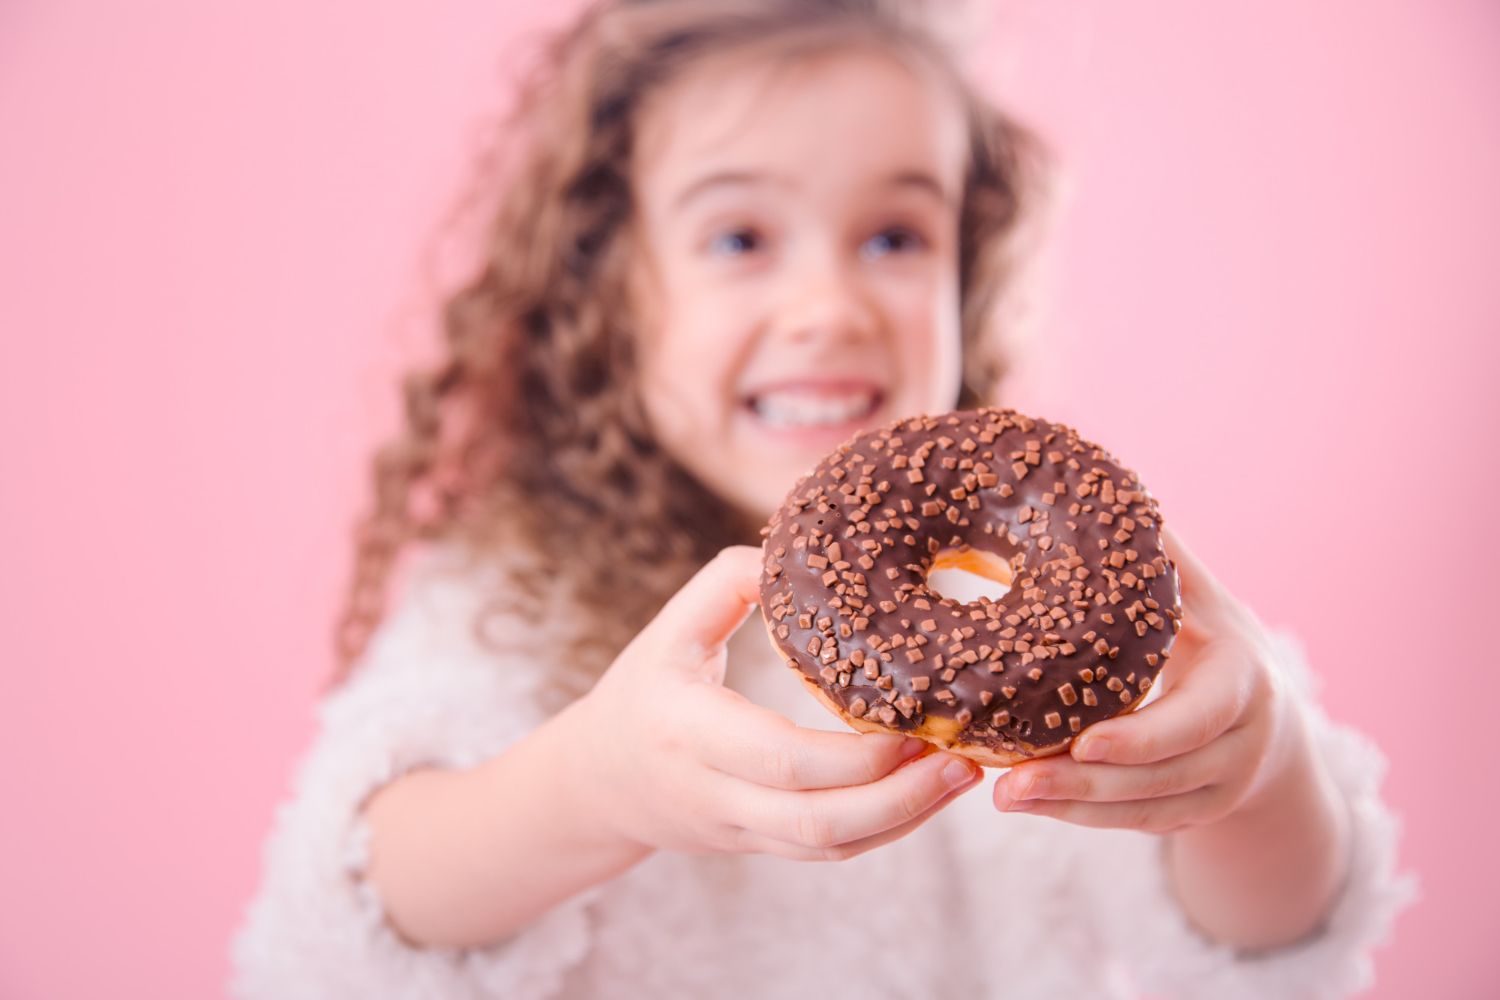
[566, 545, 983, 862]
[991, 526, 1305, 834]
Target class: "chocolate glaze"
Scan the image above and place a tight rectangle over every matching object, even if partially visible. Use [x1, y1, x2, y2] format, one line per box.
[757, 407, 1182, 758]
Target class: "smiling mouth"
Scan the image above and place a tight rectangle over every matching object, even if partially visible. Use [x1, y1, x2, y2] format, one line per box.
[744, 384, 884, 429]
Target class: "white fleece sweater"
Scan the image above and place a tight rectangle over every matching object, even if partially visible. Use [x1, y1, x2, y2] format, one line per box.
[230, 544, 1417, 999]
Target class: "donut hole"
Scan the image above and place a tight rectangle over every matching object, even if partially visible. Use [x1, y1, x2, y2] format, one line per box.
[925, 545, 1014, 604]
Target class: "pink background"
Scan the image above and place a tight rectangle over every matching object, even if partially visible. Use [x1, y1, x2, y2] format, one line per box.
[2, 1, 1495, 996]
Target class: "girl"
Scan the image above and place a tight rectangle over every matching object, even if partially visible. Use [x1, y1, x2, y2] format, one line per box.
[231, 1, 1414, 997]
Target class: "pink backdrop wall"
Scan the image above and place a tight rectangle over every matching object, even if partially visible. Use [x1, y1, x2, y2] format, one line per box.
[3, 2, 1495, 996]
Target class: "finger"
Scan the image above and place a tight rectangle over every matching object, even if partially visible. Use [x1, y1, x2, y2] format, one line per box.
[722, 749, 982, 849]
[1159, 524, 1227, 619]
[1071, 645, 1252, 765]
[997, 729, 1244, 807]
[644, 546, 764, 676]
[732, 773, 979, 861]
[687, 686, 931, 790]
[992, 784, 1231, 835]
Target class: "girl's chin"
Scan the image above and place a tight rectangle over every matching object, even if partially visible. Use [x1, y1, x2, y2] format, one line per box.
[730, 424, 881, 521]
[720, 403, 907, 518]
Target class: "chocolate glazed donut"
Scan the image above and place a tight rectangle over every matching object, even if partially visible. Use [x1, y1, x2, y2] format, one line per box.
[757, 407, 1183, 767]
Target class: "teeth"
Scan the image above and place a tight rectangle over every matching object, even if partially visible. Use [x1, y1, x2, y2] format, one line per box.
[752, 388, 878, 428]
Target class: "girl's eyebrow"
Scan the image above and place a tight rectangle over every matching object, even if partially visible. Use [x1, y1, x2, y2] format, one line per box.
[671, 170, 785, 212]
[886, 170, 954, 208]
[670, 169, 952, 213]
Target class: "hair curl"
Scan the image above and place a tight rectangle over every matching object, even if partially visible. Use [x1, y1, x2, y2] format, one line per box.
[329, 0, 1054, 701]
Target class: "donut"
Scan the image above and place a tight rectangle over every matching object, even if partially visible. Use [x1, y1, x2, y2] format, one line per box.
[756, 406, 1182, 767]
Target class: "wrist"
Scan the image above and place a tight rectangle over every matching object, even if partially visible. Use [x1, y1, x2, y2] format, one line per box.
[1166, 697, 1350, 950]
[1232, 695, 1319, 826]
[530, 695, 655, 867]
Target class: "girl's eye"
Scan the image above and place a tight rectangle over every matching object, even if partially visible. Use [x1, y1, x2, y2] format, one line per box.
[861, 226, 927, 259]
[707, 227, 763, 257]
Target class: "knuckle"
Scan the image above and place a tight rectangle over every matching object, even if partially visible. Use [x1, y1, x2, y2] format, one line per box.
[860, 743, 892, 784]
[896, 778, 933, 824]
[1190, 712, 1220, 749]
[794, 807, 840, 849]
[1129, 801, 1161, 831]
[765, 746, 804, 788]
[1213, 697, 1244, 737]
[1140, 766, 1180, 800]
[1015, 768, 1052, 799]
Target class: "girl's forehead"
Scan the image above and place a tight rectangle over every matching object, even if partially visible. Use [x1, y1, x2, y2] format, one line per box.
[634, 44, 968, 203]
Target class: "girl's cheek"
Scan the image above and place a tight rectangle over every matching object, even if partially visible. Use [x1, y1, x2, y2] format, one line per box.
[646, 315, 746, 417]
[890, 297, 962, 404]
[882, 283, 946, 346]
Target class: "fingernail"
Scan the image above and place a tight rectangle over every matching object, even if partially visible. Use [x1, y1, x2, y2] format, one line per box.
[1076, 736, 1110, 761]
[899, 737, 928, 760]
[942, 758, 977, 788]
[1005, 798, 1036, 812]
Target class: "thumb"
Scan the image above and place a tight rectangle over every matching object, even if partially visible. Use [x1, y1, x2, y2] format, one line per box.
[1160, 524, 1224, 614]
[645, 545, 765, 681]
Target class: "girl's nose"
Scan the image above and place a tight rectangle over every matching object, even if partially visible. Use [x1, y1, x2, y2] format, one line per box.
[773, 252, 879, 347]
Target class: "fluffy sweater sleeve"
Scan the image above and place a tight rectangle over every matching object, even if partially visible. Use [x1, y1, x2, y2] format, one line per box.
[228, 550, 603, 1000]
[1064, 626, 1419, 999]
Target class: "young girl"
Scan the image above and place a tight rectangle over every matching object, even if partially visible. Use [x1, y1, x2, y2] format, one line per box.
[231, 1, 1414, 996]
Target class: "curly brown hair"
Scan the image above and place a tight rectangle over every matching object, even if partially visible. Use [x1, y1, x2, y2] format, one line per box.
[328, 0, 1054, 700]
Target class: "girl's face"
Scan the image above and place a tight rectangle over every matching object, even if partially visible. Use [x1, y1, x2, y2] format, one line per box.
[631, 44, 968, 523]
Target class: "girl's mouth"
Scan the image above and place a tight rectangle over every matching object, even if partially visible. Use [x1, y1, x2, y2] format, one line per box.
[743, 383, 884, 430]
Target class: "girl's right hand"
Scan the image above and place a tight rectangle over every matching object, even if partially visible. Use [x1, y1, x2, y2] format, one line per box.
[562, 545, 984, 862]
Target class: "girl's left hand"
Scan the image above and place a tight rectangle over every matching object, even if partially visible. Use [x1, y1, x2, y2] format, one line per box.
[992, 525, 1305, 833]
